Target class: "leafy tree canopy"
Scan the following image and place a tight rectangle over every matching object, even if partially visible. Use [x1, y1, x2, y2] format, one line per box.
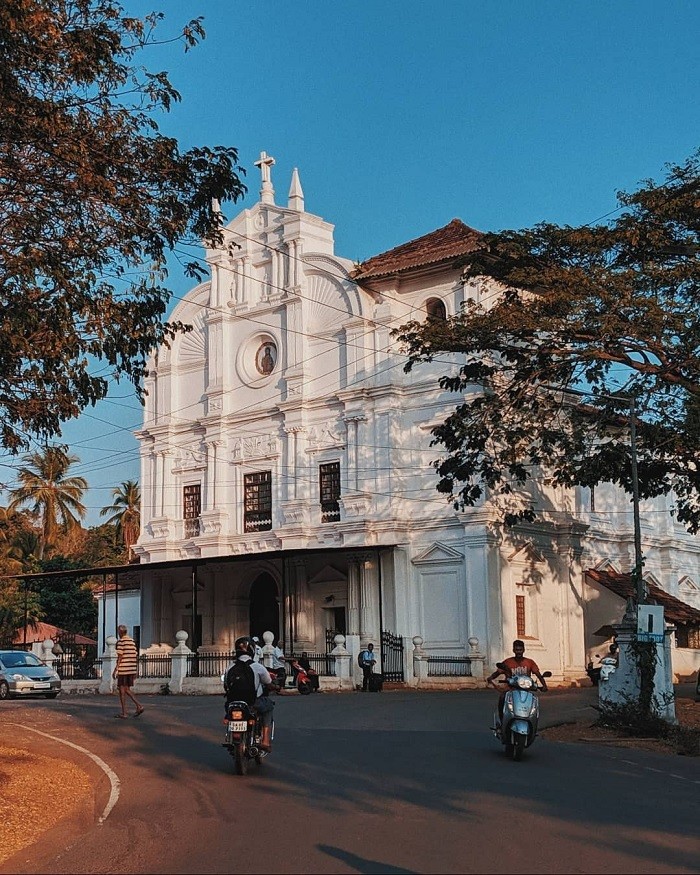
[0, 1, 245, 451]
[398, 152, 700, 531]
[9, 446, 87, 558]
[32, 557, 97, 638]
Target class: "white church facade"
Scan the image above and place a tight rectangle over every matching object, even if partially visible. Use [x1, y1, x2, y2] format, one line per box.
[133, 153, 700, 684]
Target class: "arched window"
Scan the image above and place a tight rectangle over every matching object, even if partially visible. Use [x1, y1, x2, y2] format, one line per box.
[425, 297, 446, 321]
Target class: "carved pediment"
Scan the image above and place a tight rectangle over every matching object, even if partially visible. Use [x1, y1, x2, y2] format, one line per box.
[308, 564, 347, 585]
[678, 575, 699, 593]
[412, 542, 464, 566]
[508, 543, 545, 565]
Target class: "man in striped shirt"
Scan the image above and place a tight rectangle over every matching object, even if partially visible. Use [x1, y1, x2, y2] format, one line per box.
[113, 625, 144, 719]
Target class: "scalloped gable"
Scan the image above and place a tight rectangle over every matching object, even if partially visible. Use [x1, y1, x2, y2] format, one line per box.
[412, 543, 464, 565]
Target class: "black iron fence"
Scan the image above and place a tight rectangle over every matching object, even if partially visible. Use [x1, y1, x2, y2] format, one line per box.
[138, 653, 172, 678]
[288, 652, 334, 677]
[54, 650, 102, 680]
[381, 629, 405, 682]
[426, 656, 473, 677]
[187, 651, 233, 678]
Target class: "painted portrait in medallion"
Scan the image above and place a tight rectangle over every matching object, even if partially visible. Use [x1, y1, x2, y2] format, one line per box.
[255, 341, 277, 376]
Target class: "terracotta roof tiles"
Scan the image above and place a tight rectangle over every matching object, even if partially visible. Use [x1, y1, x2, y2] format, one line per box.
[586, 568, 700, 626]
[353, 218, 483, 281]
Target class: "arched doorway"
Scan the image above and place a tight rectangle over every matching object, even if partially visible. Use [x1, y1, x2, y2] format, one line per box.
[249, 573, 279, 642]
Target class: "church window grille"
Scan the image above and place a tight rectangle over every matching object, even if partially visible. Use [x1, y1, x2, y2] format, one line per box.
[320, 462, 340, 523]
[516, 595, 526, 638]
[244, 471, 272, 532]
[183, 484, 201, 538]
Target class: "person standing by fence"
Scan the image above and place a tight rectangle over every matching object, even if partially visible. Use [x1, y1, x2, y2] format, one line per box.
[113, 625, 144, 719]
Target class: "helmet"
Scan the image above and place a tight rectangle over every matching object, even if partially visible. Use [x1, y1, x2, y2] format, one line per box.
[234, 636, 254, 656]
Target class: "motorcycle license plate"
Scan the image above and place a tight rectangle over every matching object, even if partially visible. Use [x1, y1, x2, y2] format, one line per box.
[33, 682, 50, 689]
[230, 720, 247, 732]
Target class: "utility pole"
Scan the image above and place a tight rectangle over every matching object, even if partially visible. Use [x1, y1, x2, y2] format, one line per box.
[628, 396, 646, 605]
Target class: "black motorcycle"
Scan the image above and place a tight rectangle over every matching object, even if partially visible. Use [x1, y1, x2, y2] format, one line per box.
[222, 700, 273, 775]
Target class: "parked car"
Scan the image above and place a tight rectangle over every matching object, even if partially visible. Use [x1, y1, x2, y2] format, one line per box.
[0, 650, 61, 700]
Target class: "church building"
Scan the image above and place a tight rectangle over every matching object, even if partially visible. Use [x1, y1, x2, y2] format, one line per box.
[133, 153, 700, 684]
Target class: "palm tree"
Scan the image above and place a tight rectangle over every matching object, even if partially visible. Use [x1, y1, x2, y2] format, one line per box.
[100, 480, 141, 558]
[9, 446, 87, 559]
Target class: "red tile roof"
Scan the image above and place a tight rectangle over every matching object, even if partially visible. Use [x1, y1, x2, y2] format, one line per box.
[586, 568, 700, 626]
[12, 622, 97, 646]
[353, 219, 483, 280]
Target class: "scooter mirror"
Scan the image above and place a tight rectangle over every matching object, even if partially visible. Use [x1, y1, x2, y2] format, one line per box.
[496, 662, 506, 670]
[542, 671, 552, 678]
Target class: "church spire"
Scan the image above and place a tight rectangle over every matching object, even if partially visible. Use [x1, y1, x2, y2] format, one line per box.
[254, 150, 275, 205]
[288, 167, 305, 212]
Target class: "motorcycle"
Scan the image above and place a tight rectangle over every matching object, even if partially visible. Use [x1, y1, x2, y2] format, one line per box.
[492, 665, 552, 761]
[222, 699, 274, 775]
[586, 648, 618, 686]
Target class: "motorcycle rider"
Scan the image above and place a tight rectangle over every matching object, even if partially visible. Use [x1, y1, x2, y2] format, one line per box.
[225, 637, 275, 751]
[486, 639, 549, 723]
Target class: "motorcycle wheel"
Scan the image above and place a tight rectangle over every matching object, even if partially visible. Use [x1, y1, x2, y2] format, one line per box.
[513, 734, 526, 761]
[299, 683, 312, 695]
[504, 742, 514, 758]
[234, 742, 248, 775]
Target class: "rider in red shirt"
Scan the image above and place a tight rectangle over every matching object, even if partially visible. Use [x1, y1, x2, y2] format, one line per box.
[487, 640, 548, 720]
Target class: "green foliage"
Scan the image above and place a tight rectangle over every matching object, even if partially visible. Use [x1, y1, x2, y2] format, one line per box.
[9, 446, 87, 558]
[33, 557, 97, 638]
[0, 1, 245, 451]
[100, 480, 140, 556]
[79, 523, 127, 567]
[0, 579, 43, 645]
[397, 152, 700, 530]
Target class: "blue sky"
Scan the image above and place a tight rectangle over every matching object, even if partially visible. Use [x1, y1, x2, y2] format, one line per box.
[2, 0, 698, 525]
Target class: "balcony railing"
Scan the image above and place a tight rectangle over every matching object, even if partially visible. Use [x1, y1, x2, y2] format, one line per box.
[184, 518, 201, 538]
[321, 501, 340, 523]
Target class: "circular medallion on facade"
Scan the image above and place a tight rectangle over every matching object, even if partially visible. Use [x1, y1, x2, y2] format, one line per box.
[255, 341, 277, 375]
[236, 331, 280, 388]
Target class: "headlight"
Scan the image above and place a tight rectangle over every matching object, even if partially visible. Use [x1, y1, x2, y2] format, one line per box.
[50, 672, 60, 681]
[516, 676, 534, 690]
[10, 673, 27, 681]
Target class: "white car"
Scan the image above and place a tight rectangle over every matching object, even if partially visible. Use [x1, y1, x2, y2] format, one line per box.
[0, 650, 61, 700]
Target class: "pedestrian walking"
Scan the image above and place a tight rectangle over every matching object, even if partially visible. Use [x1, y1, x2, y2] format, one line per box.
[358, 642, 377, 691]
[113, 624, 144, 718]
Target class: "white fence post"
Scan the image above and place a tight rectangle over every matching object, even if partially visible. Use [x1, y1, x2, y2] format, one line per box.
[99, 635, 118, 694]
[330, 634, 351, 689]
[412, 635, 428, 683]
[468, 636, 486, 681]
[169, 630, 191, 693]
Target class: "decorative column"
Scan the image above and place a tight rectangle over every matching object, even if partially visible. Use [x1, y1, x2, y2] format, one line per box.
[358, 554, 380, 647]
[344, 415, 366, 492]
[290, 559, 313, 648]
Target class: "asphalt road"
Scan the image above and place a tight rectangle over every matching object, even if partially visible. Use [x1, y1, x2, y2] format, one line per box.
[1, 687, 698, 875]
